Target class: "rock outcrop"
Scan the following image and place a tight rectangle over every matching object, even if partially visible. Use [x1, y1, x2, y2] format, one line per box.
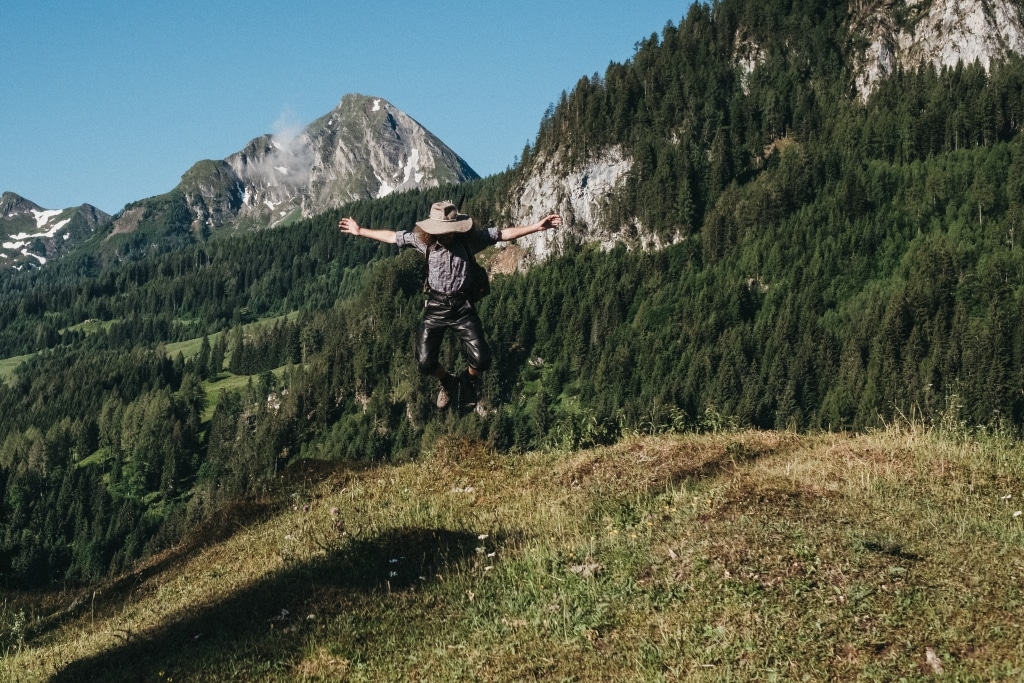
[852, 0, 1024, 100]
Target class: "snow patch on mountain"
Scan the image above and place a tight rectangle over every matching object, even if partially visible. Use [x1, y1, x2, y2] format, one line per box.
[3, 205, 76, 261]
[403, 148, 423, 185]
[8, 218, 72, 242]
[32, 209, 63, 228]
[0, 193, 108, 268]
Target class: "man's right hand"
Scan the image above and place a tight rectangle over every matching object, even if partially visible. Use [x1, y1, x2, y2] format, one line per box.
[339, 217, 361, 236]
[338, 218, 398, 244]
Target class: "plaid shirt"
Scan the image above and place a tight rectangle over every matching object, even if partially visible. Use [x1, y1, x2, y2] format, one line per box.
[395, 227, 500, 296]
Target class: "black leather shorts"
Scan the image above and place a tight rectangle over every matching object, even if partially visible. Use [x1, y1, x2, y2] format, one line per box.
[416, 293, 492, 375]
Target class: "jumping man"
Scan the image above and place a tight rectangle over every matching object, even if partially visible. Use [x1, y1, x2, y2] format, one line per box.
[339, 201, 561, 410]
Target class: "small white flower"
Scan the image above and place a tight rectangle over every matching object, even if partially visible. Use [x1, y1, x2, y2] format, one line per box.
[478, 534, 489, 540]
[389, 571, 399, 577]
[1001, 494, 1012, 500]
[389, 558, 399, 563]
[1014, 511, 1022, 518]
[487, 552, 496, 558]
[484, 566, 493, 571]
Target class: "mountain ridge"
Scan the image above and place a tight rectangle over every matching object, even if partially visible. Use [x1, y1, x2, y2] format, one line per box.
[0, 192, 110, 269]
[106, 94, 480, 243]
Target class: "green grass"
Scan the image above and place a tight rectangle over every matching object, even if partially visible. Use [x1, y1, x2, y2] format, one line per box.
[75, 447, 111, 469]
[61, 319, 113, 335]
[163, 333, 222, 360]
[0, 321, 112, 383]
[201, 367, 289, 422]
[164, 311, 299, 361]
[4, 427, 1024, 681]
[0, 310, 299, 389]
[0, 354, 33, 384]
[0, 312, 302, 385]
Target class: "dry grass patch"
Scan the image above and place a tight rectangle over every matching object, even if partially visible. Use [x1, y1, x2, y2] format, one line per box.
[550, 430, 801, 496]
[294, 648, 351, 680]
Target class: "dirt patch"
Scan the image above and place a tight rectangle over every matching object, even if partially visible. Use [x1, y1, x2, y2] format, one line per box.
[488, 243, 526, 275]
[107, 207, 145, 237]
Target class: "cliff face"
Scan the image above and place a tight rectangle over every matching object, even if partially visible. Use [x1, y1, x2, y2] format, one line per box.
[500, 147, 636, 270]
[852, 0, 1024, 100]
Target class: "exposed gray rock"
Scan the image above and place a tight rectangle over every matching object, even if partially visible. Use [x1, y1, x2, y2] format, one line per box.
[180, 93, 479, 232]
[852, 0, 1024, 100]
[504, 0, 1024, 270]
[502, 147, 638, 269]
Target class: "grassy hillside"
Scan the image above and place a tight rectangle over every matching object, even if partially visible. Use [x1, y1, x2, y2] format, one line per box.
[4, 427, 1023, 681]
[0, 354, 33, 385]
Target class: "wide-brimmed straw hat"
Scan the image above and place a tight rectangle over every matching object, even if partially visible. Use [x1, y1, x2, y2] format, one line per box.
[415, 200, 474, 235]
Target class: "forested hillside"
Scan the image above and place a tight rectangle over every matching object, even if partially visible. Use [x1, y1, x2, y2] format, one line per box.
[4, 0, 1024, 589]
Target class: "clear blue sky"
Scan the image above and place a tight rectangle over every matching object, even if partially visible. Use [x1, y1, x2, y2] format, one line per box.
[1, 1, 693, 215]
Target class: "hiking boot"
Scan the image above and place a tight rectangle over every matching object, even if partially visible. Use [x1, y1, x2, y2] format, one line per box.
[460, 370, 483, 408]
[436, 373, 460, 409]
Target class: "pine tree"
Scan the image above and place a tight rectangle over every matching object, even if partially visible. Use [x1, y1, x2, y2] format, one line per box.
[210, 332, 227, 379]
[196, 334, 212, 380]
[228, 326, 245, 375]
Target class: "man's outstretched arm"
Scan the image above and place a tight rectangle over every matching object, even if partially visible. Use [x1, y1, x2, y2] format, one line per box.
[339, 217, 397, 244]
[499, 214, 562, 241]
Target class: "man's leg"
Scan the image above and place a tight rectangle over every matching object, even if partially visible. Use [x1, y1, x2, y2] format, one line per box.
[450, 304, 491, 407]
[418, 303, 461, 408]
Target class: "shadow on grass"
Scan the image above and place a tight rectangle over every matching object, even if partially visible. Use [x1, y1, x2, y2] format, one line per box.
[33, 461, 357, 642]
[48, 526, 485, 682]
[860, 540, 925, 562]
[25, 499, 280, 643]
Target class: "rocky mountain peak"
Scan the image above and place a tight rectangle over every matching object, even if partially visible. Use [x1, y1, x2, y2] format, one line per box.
[1, 194, 110, 269]
[164, 93, 480, 234]
[302, 94, 479, 215]
[1, 192, 43, 219]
